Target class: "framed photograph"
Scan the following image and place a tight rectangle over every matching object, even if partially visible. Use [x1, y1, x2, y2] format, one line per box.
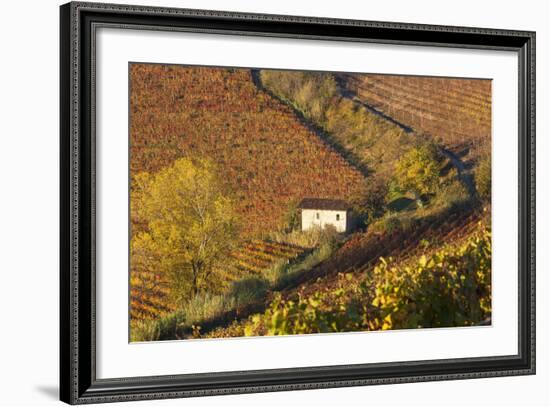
[60, 1, 535, 404]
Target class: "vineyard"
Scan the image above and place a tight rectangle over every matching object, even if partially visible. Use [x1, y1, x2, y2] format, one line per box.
[228, 240, 306, 278]
[244, 222, 491, 336]
[259, 69, 415, 178]
[130, 64, 367, 237]
[205, 208, 490, 338]
[130, 240, 307, 322]
[130, 266, 174, 322]
[283, 207, 487, 299]
[129, 64, 492, 341]
[337, 73, 492, 159]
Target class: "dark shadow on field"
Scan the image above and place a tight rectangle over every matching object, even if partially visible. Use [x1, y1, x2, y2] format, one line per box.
[250, 69, 372, 179]
[387, 197, 416, 212]
[440, 147, 479, 201]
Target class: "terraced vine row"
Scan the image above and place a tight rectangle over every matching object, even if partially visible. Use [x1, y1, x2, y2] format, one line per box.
[229, 240, 306, 276]
[130, 275, 174, 322]
[240, 222, 491, 337]
[285, 208, 486, 298]
[204, 208, 489, 338]
[130, 240, 307, 321]
[337, 73, 491, 158]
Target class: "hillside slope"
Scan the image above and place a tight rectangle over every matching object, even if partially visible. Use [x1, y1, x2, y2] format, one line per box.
[258, 69, 415, 179]
[337, 73, 492, 160]
[204, 208, 490, 338]
[130, 64, 367, 237]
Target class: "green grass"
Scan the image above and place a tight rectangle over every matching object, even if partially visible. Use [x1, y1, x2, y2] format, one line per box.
[266, 226, 338, 249]
[271, 239, 338, 290]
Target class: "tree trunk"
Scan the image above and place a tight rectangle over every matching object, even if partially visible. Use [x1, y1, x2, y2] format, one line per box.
[191, 262, 200, 296]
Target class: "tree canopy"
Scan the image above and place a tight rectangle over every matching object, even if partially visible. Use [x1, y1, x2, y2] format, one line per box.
[393, 143, 441, 203]
[132, 158, 240, 304]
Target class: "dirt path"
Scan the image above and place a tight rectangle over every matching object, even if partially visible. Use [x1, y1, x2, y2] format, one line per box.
[439, 147, 478, 200]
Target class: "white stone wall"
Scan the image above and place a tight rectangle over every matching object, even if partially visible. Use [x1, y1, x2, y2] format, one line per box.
[301, 209, 348, 233]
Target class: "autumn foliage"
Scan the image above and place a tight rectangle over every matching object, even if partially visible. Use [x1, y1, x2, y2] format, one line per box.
[234, 221, 491, 336]
[128, 64, 492, 341]
[130, 64, 367, 237]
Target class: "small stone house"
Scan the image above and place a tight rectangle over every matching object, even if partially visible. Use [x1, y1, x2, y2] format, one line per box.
[298, 198, 352, 233]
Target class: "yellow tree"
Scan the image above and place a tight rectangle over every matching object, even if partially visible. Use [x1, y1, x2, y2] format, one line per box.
[135, 158, 239, 303]
[393, 143, 441, 206]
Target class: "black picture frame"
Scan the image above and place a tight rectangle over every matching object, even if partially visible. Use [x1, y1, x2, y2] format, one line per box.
[60, 1, 536, 404]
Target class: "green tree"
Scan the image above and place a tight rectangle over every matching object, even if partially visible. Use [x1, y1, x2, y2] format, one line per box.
[393, 144, 441, 206]
[135, 158, 240, 302]
[350, 178, 388, 226]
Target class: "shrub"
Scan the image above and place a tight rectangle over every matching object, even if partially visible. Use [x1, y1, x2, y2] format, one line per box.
[263, 260, 289, 285]
[130, 313, 183, 342]
[365, 224, 491, 329]
[350, 178, 389, 226]
[130, 319, 161, 342]
[272, 238, 338, 289]
[382, 216, 403, 234]
[370, 213, 412, 235]
[432, 177, 471, 211]
[392, 143, 442, 204]
[244, 287, 363, 336]
[228, 277, 269, 307]
[475, 155, 491, 201]
[268, 225, 340, 249]
[181, 293, 234, 326]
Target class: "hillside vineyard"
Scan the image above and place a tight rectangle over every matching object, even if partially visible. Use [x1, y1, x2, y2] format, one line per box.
[130, 64, 368, 237]
[338, 73, 492, 158]
[128, 63, 492, 341]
